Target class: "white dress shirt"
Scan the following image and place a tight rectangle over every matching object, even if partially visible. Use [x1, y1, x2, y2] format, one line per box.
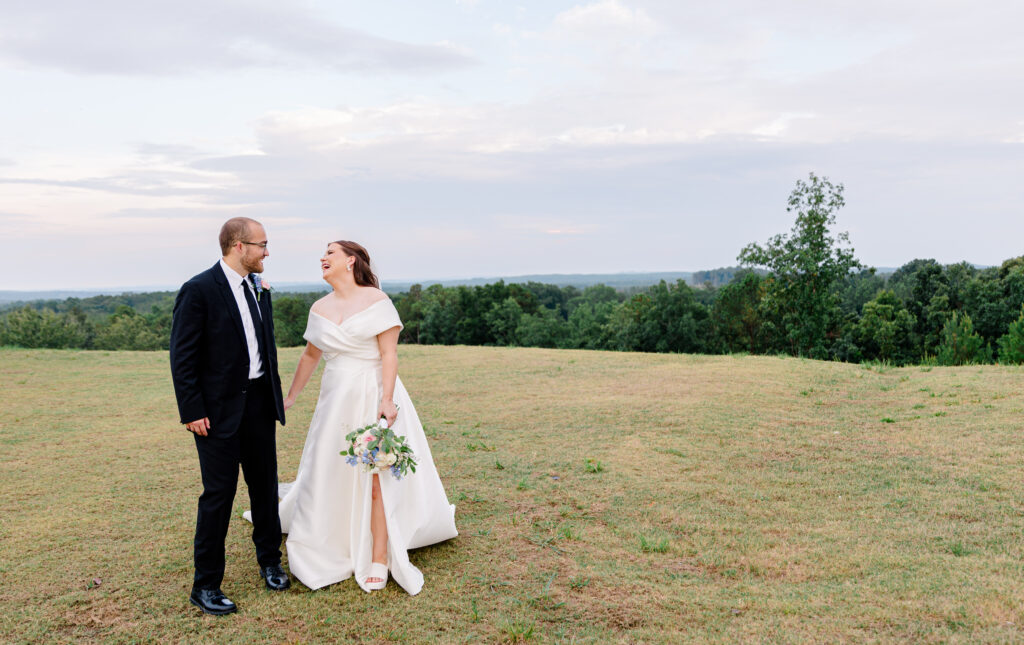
[219, 259, 264, 379]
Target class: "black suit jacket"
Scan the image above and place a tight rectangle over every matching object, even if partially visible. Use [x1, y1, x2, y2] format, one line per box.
[169, 262, 286, 435]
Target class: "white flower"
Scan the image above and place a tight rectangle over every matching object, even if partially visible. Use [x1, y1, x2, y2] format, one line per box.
[383, 452, 397, 466]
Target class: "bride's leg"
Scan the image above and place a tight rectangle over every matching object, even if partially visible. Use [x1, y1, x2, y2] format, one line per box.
[368, 474, 389, 582]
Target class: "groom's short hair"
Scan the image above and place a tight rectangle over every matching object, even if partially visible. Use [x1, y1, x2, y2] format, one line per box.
[219, 217, 259, 255]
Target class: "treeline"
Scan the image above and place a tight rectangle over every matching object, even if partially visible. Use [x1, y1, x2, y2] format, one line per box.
[368, 259, 1024, 366]
[4, 173, 1024, 365]
[6, 261, 1024, 366]
[0, 291, 177, 318]
[0, 292, 325, 351]
[0, 303, 175, 351]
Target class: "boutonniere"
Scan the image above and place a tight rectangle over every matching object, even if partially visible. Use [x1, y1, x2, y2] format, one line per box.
[252, 274, 271, 301]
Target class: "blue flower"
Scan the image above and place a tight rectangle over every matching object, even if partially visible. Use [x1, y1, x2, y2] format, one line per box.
[250, 273, 265, 301]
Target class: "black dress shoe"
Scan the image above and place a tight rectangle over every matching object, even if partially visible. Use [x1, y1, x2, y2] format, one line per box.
[260, 564, 291, 591]
[189, 588, 238, 615]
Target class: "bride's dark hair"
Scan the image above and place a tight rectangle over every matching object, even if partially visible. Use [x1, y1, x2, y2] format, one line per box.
[333, 240, 379, 288]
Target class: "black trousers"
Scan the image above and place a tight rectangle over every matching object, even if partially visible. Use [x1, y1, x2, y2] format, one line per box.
[192, 376, 282, 590]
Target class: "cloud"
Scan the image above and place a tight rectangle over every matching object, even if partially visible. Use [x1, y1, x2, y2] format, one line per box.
[4, 135, 1023, 286]
[132, 143, 207, 162]
[4, 0, 1024, 288]
[0, 0, 475, 75]
[519, 0, 1024, 144]
[554, 0, 661, 38]
[0, 169, 232, 198]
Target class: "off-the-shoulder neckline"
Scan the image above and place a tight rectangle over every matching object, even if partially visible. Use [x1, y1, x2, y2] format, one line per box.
[309, 298, 389, 327]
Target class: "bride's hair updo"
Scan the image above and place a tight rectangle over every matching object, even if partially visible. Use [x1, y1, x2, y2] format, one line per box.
[333, 240, 379, 288]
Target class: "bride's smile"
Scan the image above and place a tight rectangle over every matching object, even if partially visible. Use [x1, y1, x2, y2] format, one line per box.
[320, 243, 354, 279]
[320, 250, 333, 275]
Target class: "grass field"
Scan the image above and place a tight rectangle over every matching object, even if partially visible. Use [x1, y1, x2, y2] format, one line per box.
[2, 346, 1024, 643]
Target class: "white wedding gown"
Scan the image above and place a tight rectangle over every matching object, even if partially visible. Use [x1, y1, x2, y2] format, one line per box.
[245, 298, 457, 594]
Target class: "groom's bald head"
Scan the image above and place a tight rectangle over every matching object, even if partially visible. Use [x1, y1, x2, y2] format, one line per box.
[219, 217, 260, 256]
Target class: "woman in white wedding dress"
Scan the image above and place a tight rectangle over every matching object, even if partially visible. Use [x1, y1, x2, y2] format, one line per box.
[247, 240, 457, 595]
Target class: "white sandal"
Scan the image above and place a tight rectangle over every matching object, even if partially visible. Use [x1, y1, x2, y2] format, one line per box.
[364, 562, 388, 591]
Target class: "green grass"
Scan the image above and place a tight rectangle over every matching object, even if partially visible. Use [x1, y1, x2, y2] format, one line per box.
[3, 346, 1024, 642]
[639, 534, 671, 554]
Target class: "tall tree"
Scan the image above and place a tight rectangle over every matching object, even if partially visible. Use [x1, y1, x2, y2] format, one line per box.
[738, 172, 861, 358]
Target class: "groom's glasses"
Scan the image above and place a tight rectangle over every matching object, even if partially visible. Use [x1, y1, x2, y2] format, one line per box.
[240, 241, 269, 249]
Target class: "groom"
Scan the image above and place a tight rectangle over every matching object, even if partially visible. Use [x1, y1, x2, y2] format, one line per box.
[169, 217, 290, 615]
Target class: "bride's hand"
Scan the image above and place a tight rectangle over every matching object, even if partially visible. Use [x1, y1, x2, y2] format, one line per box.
[378, 399, 398, 428]
[284, 395, 296, 411]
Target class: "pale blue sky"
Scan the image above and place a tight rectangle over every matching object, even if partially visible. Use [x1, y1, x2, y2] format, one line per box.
[1, 1, 1022, 289]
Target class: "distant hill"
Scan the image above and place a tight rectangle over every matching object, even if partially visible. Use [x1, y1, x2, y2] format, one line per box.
[0, 290, 121, 305]
[266, 272, 702, 294]
[0, 272, 699, 304]
[0, 263, 997, 305]
[378, 272, 698, 293]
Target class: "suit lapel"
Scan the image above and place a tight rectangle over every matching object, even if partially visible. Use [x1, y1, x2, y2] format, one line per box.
[210, 262, 247, 348]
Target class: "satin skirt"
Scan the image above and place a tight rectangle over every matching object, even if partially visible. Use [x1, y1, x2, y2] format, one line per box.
[247, 357, 457, 594]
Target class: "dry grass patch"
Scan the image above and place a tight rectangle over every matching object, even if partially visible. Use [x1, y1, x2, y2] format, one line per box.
[3, 347, 1024, 642]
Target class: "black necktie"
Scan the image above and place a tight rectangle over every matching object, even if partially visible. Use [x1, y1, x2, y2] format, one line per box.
[244, 276, 263, 322]
[242, 278, 267, 364]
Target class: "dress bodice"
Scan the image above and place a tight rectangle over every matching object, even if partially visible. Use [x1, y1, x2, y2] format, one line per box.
[303, 299, 404, 363]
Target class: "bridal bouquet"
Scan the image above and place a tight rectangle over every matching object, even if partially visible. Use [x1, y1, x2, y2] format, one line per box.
[343, 418, 417, 479]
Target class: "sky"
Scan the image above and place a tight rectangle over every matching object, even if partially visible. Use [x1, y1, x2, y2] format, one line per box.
[1, 0, 1022, 290]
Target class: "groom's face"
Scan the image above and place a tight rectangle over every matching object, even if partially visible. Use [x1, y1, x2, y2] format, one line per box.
[240, 223, 269, 274]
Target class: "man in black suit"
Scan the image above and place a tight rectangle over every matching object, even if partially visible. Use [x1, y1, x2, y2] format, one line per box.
[169, 217, 290, 615]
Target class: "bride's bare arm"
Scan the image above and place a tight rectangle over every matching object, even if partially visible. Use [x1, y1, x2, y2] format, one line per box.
[376, 326, 400, 426]
[284, 342, 323, 410]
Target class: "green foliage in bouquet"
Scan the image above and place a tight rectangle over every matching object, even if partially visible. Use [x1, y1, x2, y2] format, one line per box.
[343, 419, 418, 479]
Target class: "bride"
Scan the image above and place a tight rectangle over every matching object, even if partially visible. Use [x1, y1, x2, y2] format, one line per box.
[248, 240, 458, 595]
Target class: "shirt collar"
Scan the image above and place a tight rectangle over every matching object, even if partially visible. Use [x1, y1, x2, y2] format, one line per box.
[219, 258, 249, 289]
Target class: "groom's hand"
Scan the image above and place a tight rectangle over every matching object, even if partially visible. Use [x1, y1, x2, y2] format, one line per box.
[185, 417, 211, 436]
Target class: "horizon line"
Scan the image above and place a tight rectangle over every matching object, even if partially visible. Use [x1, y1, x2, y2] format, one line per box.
[0, 262, 994, 295]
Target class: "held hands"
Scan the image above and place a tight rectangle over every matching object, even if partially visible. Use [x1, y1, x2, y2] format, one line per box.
[378, 399, 398, 428]
[284, 395, 296, 411]
[185, 417, 211, 437]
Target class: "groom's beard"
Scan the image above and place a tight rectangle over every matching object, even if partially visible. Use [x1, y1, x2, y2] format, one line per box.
[241, 255, 264, 274]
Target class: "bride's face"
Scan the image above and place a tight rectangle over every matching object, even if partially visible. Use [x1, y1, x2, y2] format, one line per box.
[321, 243, 354, 280]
